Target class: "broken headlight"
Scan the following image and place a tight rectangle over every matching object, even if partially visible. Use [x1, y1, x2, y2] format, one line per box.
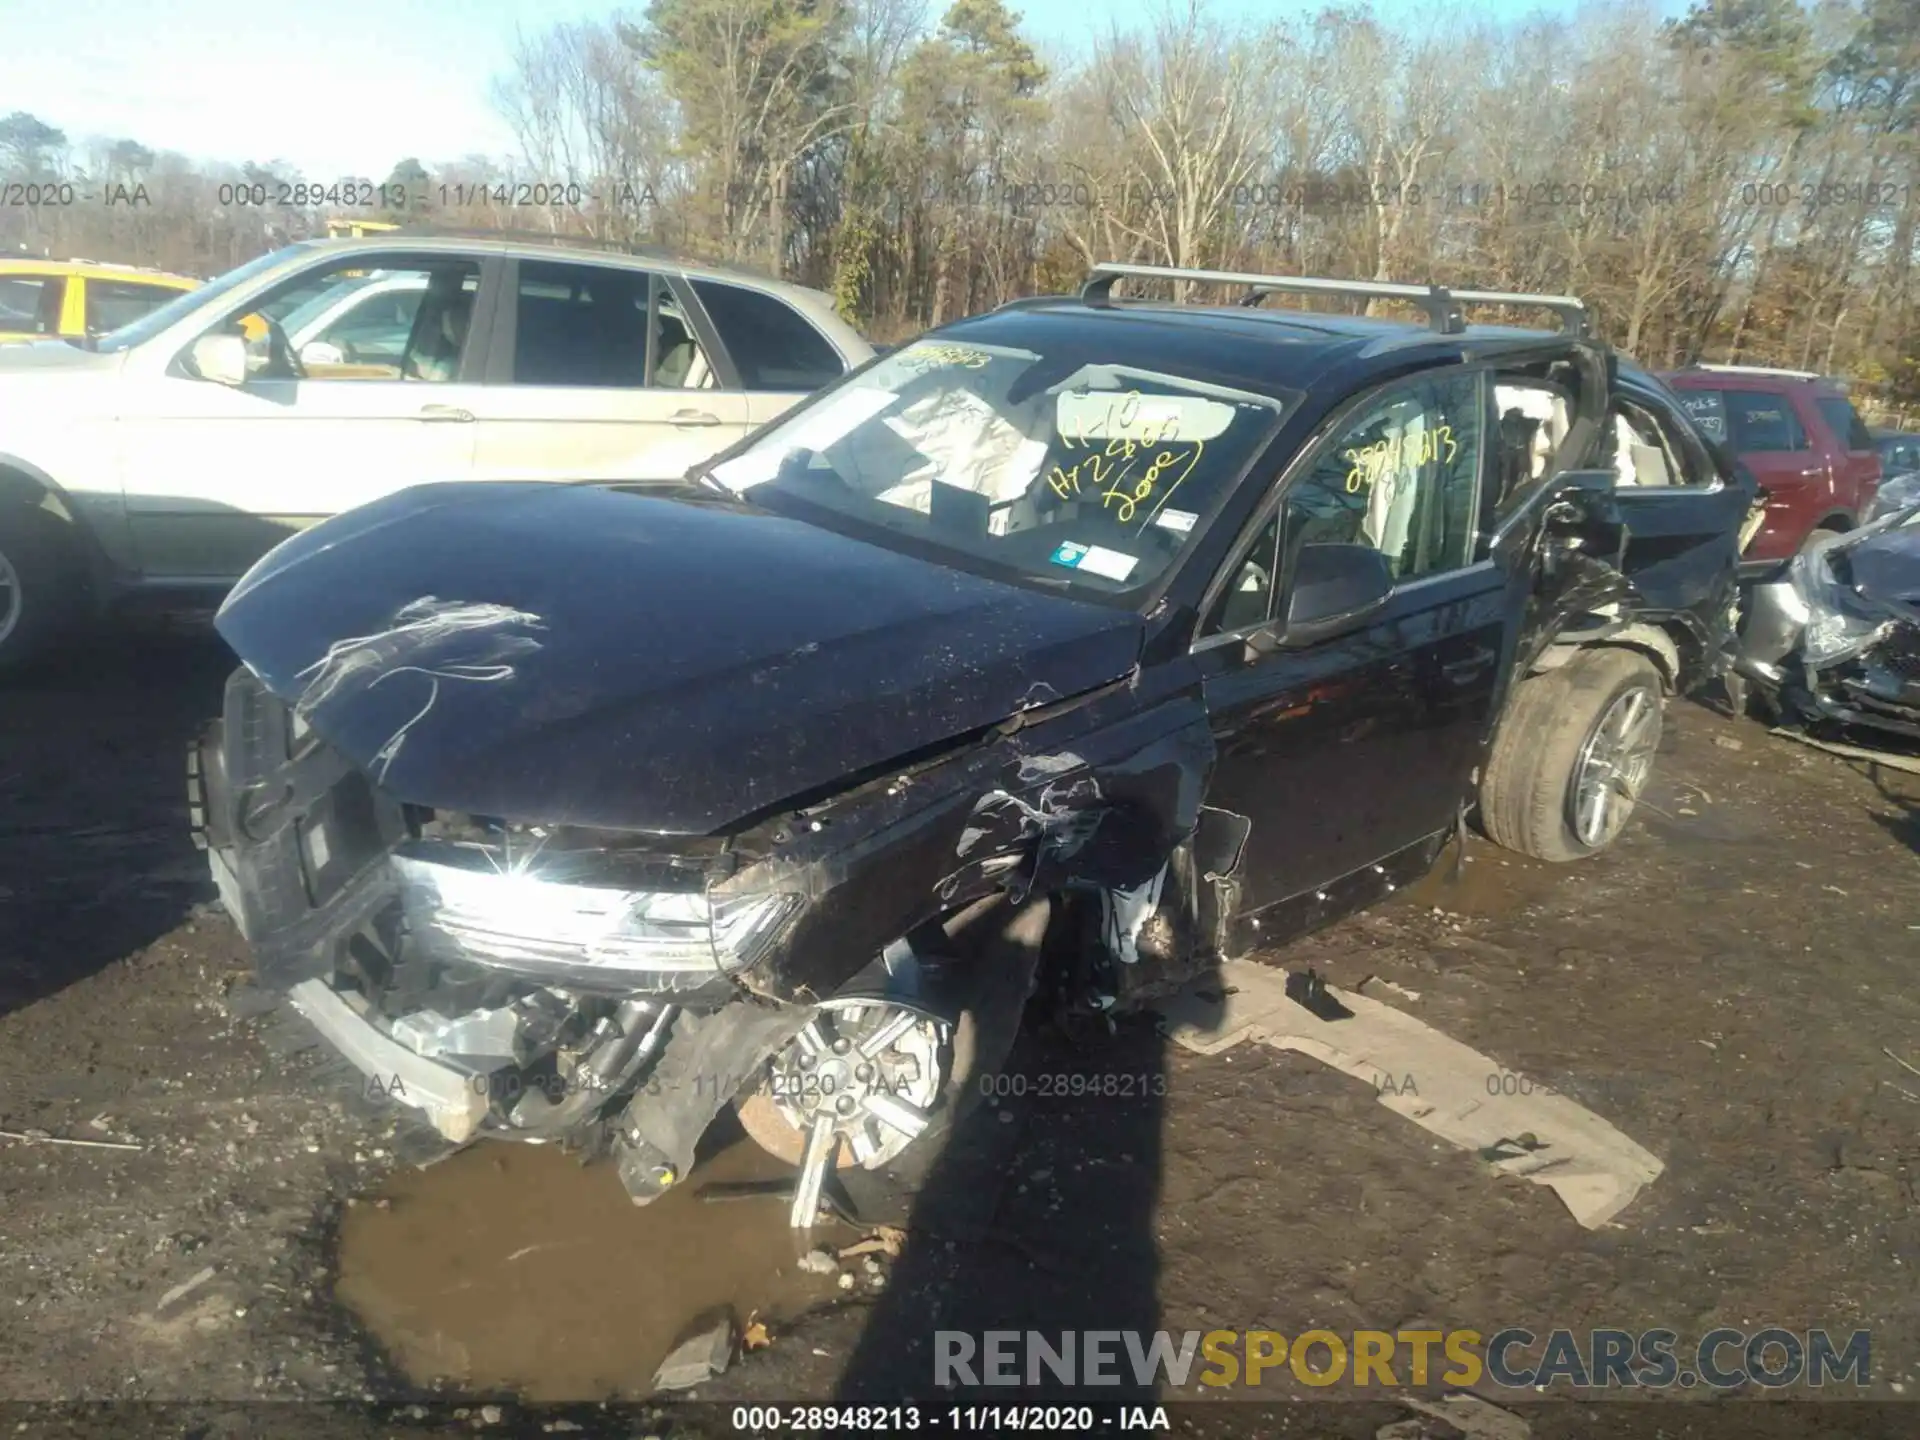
[1791, 540, 1892, 669]
[392, 850, 798, 988]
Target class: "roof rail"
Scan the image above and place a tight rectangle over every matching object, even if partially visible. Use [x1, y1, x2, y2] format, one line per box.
[1079, 263, 1589, 338]
[380, 224, 637, 253]
[1688, 362, 1827, 381]
[367, 224, 787, 283]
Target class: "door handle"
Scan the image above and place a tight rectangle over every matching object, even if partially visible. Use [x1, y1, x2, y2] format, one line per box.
[670, 409, 722, 427]
[417, 404, 475, 423]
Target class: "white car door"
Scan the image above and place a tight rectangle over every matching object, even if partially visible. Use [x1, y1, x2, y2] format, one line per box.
[116, 253, 490, 582]
[467, 258, 753, 484]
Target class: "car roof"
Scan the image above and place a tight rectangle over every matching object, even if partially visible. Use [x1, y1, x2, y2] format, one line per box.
[0, 258, 199, 285]
[287, 235, 840, 311]
[935, 297, 1582, 400]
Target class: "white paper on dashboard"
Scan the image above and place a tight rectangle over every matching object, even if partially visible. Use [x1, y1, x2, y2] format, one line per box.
[710, 386, 901, 490]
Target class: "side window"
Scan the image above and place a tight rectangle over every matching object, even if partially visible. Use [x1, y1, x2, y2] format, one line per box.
[1815, 395, 1873, 452]
[1605, 398, 1705, 488]
[1281, 371, 1485, 582]
[513, 261, 650, 388]
[1487, 379, 1576, 528]
[690, 278, 845, 391]
[1724, 392, 1809, 452]
[85, 280, 186, 335]
[308, 285, 426, 367]
[0, 275, 63, 335]
[191, 258, 481, 383]
[1675, 388, 1726, 443]
[1201, 513, 1282, 637]
[652, 293, 715, 390]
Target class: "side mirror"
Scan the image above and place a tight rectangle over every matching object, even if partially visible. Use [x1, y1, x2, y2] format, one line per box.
[299, 340, 344, 367]
[189, 333, 248, 387]
[1253, 542, 1394, 652]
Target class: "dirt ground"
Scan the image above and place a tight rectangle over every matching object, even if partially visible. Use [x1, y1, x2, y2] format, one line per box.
[3, 625, 1919, 1434]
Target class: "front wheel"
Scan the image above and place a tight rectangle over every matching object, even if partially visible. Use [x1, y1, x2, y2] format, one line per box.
[0, 501, 89, 675]
[1479, 647, 1665, 862]
[734, 898, 1046, 1218]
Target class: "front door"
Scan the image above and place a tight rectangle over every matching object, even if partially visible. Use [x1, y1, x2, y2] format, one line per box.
[466, 259, 755, 483]
[1194, 367, 1510, 916]
[118, 252, 491, 582]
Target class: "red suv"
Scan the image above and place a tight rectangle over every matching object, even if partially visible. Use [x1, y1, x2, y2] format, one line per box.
[1663, 366, 1881, 572]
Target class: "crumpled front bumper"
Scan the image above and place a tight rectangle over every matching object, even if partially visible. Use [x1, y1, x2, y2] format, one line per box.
[186, 667, 752, 1159]
[283, 978, 491, 1141]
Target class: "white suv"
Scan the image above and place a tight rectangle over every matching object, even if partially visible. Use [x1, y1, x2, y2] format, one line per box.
[0, 236, 873, 669]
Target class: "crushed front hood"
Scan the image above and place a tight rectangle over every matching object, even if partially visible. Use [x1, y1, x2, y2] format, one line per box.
[1846, 520, 1920, 615]
[215, 482, 1143, 833]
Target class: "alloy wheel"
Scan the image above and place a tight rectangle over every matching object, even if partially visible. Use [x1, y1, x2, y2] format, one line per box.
[737, 996, 950, 1227]
[1569, 685, 1661, 849]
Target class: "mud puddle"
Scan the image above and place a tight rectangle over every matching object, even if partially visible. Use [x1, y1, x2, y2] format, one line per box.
[335, 1139, 857, 1400]
[1396, 839, 1561, 919]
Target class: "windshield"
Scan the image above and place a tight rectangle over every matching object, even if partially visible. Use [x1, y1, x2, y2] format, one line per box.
[90, 246, 306, 353]
[708, 339, 1289, 596]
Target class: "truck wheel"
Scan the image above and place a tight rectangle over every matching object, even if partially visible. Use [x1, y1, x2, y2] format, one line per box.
[1479, 647, 1665, 862]
[0, 501, 87, 675]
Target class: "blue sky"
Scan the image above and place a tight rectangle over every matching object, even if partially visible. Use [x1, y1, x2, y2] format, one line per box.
[0, 0, 1694, 177]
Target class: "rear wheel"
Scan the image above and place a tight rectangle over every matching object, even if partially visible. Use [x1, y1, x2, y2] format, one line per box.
[1479, 647, 1665, 862]
[0, 501, 88, 675]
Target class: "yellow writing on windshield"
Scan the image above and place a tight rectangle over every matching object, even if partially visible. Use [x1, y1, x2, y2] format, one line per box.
[1103, 444, 1204, 524]
[1343, 425, 1456, 494]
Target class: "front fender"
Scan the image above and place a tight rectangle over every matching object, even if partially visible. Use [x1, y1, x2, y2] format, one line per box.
[724, 682, 1216, 1005]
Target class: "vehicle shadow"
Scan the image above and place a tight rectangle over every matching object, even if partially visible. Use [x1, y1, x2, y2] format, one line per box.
[832, 968, 1171, 1407]
[1864, 764, 1920, 856]
[0, 620, 231, 1018]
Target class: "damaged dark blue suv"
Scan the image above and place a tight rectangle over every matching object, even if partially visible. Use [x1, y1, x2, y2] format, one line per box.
[192, 265, 1755, 1225]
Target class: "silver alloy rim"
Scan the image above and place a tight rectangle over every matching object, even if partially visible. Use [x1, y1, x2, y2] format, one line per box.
[0, 548, 19, 648]
[1569, 685, 1661, 849]
[751, 997, 949, 1226]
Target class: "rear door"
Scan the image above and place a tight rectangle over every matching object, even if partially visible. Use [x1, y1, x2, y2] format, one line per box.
[1812, 391, 1883, 519]
[1682, 384, 1824, 559]
[1602, 377, 1755, 632]
[466, 258, 754, 483]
